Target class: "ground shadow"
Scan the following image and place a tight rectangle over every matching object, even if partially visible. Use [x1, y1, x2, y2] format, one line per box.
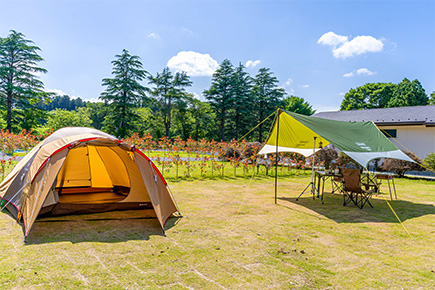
[278, 193, 435, 224]
[23, 210, 181, 245]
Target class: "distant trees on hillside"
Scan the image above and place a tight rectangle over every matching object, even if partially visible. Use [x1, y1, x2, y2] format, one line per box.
[38, 95, 87, 111]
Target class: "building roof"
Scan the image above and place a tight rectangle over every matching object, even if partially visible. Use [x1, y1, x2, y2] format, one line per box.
[313, 105, 435, 127]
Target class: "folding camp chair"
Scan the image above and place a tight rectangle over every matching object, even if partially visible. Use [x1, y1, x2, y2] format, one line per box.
[331, 174, 343, 194]
[341, 169, 374, 209]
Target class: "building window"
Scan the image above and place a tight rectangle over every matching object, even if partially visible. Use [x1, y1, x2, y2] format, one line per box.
[382, 129, 397, 138]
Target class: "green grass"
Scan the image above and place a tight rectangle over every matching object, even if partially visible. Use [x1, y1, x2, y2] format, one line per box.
[1, 171, 435, 289]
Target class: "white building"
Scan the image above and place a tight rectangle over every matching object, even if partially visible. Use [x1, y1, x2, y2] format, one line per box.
[313, 105, 435, 160]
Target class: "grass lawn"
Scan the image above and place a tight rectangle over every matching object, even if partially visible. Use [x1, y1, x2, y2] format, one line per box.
[1, 172, 435, 289]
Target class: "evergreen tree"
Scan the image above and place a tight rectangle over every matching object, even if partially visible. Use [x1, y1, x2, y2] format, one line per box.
[203, 59, 235, 141]
[86, 102, 109, 130]
[0, 30, 49, 132]
[99, 49, 148, 137]
[251, 67, 286, 142]
[149, 67, 192, 137]
[230, 63, 252, 140]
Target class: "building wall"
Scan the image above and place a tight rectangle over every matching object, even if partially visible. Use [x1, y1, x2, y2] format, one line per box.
[378, 125, 435, 159]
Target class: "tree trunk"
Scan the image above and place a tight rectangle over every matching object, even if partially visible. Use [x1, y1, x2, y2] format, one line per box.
[258, 113, 264, 143]
[7, 91, 12, 132]
[220, 108, 226, 141]
[165, 122, 170, 137]
[166, 97, 172, 137]
[235, 113, 240, 140]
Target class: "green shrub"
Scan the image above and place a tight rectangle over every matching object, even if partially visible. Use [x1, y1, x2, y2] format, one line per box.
[424, 152, 435, 171]
[381, 151, 424, 177]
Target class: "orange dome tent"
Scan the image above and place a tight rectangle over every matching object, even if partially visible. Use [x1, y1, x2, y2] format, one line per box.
[0, 127, 180, 238]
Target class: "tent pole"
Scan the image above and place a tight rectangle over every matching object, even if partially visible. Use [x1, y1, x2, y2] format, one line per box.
[275, 109, 280, 204]
[311, 136, 316, 195]
[26, 156, 51, 237]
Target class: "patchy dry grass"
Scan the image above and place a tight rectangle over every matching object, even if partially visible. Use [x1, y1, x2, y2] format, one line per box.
[1, 174, 435, 289]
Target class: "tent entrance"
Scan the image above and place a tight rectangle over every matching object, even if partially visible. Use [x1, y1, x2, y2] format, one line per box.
[55, 145, 131, 205]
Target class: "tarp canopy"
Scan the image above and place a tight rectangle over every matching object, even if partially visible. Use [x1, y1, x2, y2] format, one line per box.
[258, 109, 414, 168]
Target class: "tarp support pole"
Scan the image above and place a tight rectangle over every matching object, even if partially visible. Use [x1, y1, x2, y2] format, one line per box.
[275, 109, 281, 204]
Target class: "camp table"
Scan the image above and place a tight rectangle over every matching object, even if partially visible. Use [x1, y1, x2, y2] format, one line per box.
[315, 171, 343, 199]
[375, 173, 397, 200]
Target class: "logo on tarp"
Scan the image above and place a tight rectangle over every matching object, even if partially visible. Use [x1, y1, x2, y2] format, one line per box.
[356, 142, 372, 151]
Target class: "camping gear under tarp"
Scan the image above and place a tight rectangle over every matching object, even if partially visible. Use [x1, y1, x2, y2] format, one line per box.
[259, 109, 414, 168]
[0, 127, 179, 237]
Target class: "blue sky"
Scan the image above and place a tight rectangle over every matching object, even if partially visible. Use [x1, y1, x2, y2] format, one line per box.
[1, 0, 434, 112]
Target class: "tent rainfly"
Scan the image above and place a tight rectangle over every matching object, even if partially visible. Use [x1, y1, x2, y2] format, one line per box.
[0, 127, 179, 237]
[259, 109, 414, 168]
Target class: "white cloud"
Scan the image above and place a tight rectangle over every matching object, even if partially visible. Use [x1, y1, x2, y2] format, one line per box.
[334, 36, 383, 58]
[245, 60, 261, 68]
[282, 79, 294, 95]
[343, 68, 376, 77]
[46, 88, 87, 100]
[301, 84, 310, 88]
[314, 105, 340, 112]
[167, 51, 219, 77]
[283, 78, 293, 87]
[318, 31, 348, 47]
[148, 33, 160, 39]
[47, 88, 67, 96]
[318, 32, 384, 59]
[180, 27, 194, 36]
[286, 88, 295, 95]
[85, 97, 101, 103]
[356, 68, 376, 76]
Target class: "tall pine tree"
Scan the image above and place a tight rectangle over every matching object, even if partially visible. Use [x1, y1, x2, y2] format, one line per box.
[230, 63, 252, 140]
[0, 30, 49, 132]
[251, 68, 286, 142]
[149, 67, 192, 137]
[203, 59, 235, 141]
[99, 49, 148, 138]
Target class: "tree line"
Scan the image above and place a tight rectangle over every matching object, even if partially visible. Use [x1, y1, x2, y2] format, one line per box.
[1, 30, 434, 141]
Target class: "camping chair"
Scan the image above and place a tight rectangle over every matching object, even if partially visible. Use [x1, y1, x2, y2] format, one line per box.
[341, 169, 374, 209]
[331, 175, 343, 194]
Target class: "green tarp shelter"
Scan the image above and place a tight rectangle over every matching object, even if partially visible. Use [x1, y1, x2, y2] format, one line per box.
[258, 109, 414, 168]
